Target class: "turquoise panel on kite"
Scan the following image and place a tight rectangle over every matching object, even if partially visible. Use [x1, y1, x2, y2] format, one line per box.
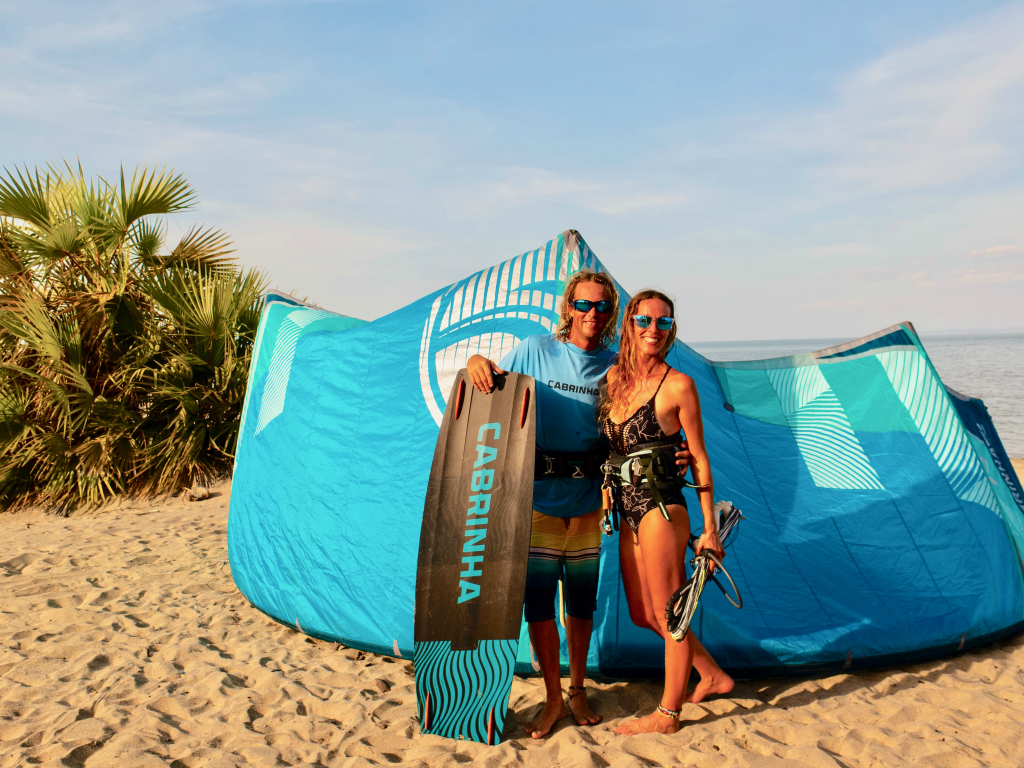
[228, 231, 1024, 677]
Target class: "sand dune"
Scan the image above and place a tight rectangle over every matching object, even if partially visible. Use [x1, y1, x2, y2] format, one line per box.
[2, 474, 1024, 767]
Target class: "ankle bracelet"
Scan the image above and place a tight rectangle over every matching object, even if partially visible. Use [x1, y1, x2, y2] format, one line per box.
[657, 704, 680, 720]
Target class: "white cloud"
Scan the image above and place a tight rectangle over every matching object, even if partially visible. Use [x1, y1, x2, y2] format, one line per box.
[966, 244, 1024, 259]
[791, 4, 1024, 192]
[212, 208, 442, 317]
[0, 1, 219, 53]
[958, 267, 1024, 284]
[4, 1, 1022, 336]
[461, 167, 694, 217]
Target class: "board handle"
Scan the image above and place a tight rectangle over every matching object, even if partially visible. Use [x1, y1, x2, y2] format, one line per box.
[519, 386, 531, 429]
[454, 378, 466, 421]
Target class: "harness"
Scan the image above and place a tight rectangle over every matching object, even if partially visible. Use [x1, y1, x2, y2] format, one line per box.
[534, 443, 608, 480]
[599, 438, 709, 534]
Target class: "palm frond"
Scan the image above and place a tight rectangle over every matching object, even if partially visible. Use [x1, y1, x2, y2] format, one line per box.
[130, 217, 166, 260]
[0, 165, 52, 228]
[2, 161, 265, 512]
[0, 376, 32, 448]
[116, 165, 196, 230]
[164, 225, 236, 270]
[0, 223, 27, 278]
[0, 290, 64, 361]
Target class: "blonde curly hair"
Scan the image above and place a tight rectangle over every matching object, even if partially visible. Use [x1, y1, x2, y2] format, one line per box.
[598, 289, 676, 422]
[554, 270, 619, 349]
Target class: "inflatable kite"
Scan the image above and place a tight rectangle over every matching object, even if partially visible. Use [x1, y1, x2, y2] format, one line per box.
[227, 230, 1024, 677]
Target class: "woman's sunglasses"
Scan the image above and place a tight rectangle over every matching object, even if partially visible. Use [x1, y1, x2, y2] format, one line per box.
[572, 299, 613, 314]
[632, 315, 675, 330]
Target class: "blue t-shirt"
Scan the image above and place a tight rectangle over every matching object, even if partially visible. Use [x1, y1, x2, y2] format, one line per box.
[500, 334, 616, 518]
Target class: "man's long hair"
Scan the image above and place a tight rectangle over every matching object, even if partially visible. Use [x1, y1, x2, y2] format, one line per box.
[554, 270, 619, 350]
[598, 289, 677, 422]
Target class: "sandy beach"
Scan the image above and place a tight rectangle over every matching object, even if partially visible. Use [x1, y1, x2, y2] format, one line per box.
[2, 467, 1024, 767]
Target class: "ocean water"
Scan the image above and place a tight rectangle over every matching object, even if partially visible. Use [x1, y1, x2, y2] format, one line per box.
[687, 334, 1024, 459]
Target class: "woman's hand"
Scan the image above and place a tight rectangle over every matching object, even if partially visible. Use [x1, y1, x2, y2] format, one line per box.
[694, 529, 725, 571]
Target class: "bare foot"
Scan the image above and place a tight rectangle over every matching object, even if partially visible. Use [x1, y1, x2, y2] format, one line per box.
[614, 710, 680, 736]
[687, 669, 734, 704]
[566, 686, 601, 725]
[523, 699, 568, 739]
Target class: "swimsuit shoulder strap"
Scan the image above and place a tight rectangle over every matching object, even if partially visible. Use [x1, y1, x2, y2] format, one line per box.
[636, 365, 672, 415]
[652, 365, 672, 396]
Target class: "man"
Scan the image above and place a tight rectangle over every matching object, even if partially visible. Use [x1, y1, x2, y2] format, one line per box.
[467, 271, 616, 738]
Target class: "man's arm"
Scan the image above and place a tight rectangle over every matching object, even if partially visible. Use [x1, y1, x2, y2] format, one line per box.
[467, 354, 506, 393]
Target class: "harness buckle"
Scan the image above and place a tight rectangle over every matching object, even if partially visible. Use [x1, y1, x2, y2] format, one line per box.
[571, 463, 585, 479]
[544, 456, 555, 476]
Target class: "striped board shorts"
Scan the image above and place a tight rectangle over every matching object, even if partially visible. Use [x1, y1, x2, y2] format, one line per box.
[523, 509, 602, 623]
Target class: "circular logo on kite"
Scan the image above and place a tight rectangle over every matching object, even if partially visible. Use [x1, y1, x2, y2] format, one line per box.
[418, 247, 575, 425]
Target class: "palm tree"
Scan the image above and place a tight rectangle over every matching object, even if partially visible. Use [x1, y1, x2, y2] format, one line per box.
[0, 162, 266, 512]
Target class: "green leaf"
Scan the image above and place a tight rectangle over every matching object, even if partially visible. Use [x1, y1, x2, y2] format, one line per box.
[0, 165, 52, 228]
[0, 161, 266, 511]
[130, 218, 166, 259]
[117, 165, 196, 230]
[164, 225, 236, 270]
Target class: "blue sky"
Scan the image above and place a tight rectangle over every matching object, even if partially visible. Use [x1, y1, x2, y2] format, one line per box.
[2, 0, 1022, 341]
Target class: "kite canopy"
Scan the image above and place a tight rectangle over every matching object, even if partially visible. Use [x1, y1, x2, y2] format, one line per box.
[227, 230, 1024, 677]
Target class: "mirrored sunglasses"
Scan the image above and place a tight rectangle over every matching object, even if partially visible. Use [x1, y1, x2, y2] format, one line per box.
[572, 299, 613, 314]
[632, 315, 675, 330]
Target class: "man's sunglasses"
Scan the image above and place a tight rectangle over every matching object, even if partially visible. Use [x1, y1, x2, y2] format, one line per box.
[572, 299, 613, 314]
[633, 315, 675, 330]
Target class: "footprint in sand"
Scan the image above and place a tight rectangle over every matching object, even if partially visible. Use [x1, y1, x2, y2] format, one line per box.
[1, 553, 38, 575]
[198, 637, 233, 659]
[45, 594, 83, 609]
[88, 588, 121, 606]
[86, 654, 111, 672]
[126, 554, 160, 566]
[245, 704, 265, 731]
[370, 700, 403, 723]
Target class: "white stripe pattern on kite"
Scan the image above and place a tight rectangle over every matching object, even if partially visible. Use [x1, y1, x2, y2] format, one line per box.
[254, 308, 335, 436]
[419, 295, 445, 425]
[877, 350, 997, 511]
[767, 366, 884, 490]
[418, 233, 598, 425]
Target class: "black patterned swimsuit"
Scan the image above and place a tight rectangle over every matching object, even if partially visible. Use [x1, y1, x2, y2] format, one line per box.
[602, 367, 687, 535]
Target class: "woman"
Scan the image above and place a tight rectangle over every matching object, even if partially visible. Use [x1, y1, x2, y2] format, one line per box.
[600, 289, 732, 735]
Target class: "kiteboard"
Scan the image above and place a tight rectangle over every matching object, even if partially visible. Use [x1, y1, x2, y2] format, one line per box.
[414, 369, 536, 745]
